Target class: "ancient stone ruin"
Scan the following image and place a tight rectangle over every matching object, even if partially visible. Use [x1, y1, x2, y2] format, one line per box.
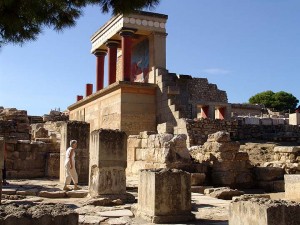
[1, 10, 300, 225]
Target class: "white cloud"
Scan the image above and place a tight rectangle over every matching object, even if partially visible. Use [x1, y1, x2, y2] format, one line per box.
[202, 68, 231, 75]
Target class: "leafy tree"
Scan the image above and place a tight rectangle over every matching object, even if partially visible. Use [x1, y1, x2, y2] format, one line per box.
[0, 0, 160, 47]
[249, 90, 299, 112]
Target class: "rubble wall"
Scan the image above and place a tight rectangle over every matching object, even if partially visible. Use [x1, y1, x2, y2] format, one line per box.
[127, 132, 192, 175]
[176, 119, 300, 147]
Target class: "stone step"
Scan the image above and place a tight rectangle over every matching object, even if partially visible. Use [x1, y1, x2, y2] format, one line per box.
[173, 110, 182, 119]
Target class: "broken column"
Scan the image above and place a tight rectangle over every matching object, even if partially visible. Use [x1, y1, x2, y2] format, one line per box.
[136, 169, 195, 223]
[60, 121, 90, 184]
[229, 196, 300, 225]
[285, 174, 300, 200]
[89, 129, 127, 197]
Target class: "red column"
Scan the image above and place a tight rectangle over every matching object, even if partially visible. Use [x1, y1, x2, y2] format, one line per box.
[106, 40, 119, 85]
[86, 83, 93, 97]
[219, 107, 226, 120]
[201, 106, 209, 119]
[120, 29, 136, 81]
[94, 49, 107, 91]
[76, 95, 83, 102]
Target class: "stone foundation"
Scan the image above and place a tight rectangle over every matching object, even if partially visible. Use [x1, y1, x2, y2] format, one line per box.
[229, 196, 300, 225]
[89, 129, 127, 197]
[285, 174, 300, 200]
[0, 202, 78, 225]
[59, 121, 90, 184]
[135, 169, 195, 223]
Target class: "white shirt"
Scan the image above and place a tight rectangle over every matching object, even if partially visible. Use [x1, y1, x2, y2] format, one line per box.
[65, 147, 75, 167]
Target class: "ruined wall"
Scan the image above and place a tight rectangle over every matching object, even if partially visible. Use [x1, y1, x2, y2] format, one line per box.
[154, 69, 230, 128]
[0, 108, 30, 140]
[231, 103, 264, 116]
[5, 141, 60, 178]
[69, 82, 156, 135]
[176, 118, 300, 147]
[127, 131, 192, 175]
[190, 131, 253, 188]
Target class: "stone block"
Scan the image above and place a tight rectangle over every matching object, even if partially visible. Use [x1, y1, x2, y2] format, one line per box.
[66, 190, 89, 198]
[157, 122, 174, 134]
[204, 187, 244, 200]
[229, 197, 300, 225]
[46, 153, 60, 178]
[254, 167, 284, 181]
[89, 129, 127, 197]
[191, 173, 206, 186]
[285, 174, 300, 200]
[60, 121, 90, 184]
[38, 191, 67, 198]
[136, 168, 195, 223]
[207, 131, 231, 143]
[274, 146, 300, 153]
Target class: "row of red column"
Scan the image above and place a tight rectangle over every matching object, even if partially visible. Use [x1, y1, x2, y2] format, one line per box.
[94, 29, 135, 92]
[76, 29, 135, 102]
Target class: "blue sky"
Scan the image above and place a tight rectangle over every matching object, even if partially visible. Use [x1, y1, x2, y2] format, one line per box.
[0, 0, 299, 116]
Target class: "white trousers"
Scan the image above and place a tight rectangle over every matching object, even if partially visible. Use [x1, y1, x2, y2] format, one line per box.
[64, 163, 78, 185]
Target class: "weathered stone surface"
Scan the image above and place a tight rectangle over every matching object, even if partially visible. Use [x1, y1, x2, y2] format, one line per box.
[285, 174, 300, 200]
[106, 216, 131, 225]
[38, 191, 67, 198]
[89, 129, 127, 197]
[204, 187, 244, 200]
[207, 131, 231, 143]
[254, 167, 284, 181]
[66, 190, 89, 198]
[16, 188, 39, 196]
[2, 189, 17, 195]
[229, 197, 300, 225]
[191, 173, 206, 186]
[97, 210, 133, 218]
[79, 215, 107, 225]
[136, 169, 195, 223]
[157, 122, 174, 134]
[0, 202, 78, 225]
[274, 146, 300, 153]
[46, 153, 60, 178]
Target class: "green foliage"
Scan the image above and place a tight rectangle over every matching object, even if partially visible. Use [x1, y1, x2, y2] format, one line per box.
[0, 0, 160, 47]
[249, 90, 299, 112]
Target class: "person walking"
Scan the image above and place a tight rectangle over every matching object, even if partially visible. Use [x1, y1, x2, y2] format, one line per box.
[63, 140, 80, 191]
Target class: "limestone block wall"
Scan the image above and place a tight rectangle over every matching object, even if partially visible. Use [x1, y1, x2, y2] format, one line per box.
[0, 108, 31, 140]
[176, 118, 300, 147]
[68, 82, 156, 135]
[127, 132, 192, 175]
[285, 174, 300, 200]
[5, 141, 60, 178]
[231, 103, 264, 116]
[190, 131, 253, 188]
[60, 121, 90, 184]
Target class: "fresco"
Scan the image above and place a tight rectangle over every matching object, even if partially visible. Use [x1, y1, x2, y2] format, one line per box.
[131, 39, 149, 83]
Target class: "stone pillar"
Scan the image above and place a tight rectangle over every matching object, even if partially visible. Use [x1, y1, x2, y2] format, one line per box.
[120, 29, 136, 81]
[76, 95, 83, 102]
[149, 32, 167, 70]
[136, 169, 195, 223]
[85, 83, 93, 97]
[285, 174, 300, 200]
[0, 137, 4, 204]
[106, 40, 119, 85]
[208, 104, 215, 119]
[94, 49, 107, 91]
[60, 121, 90, 185]
[89, 129, 127, 197]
